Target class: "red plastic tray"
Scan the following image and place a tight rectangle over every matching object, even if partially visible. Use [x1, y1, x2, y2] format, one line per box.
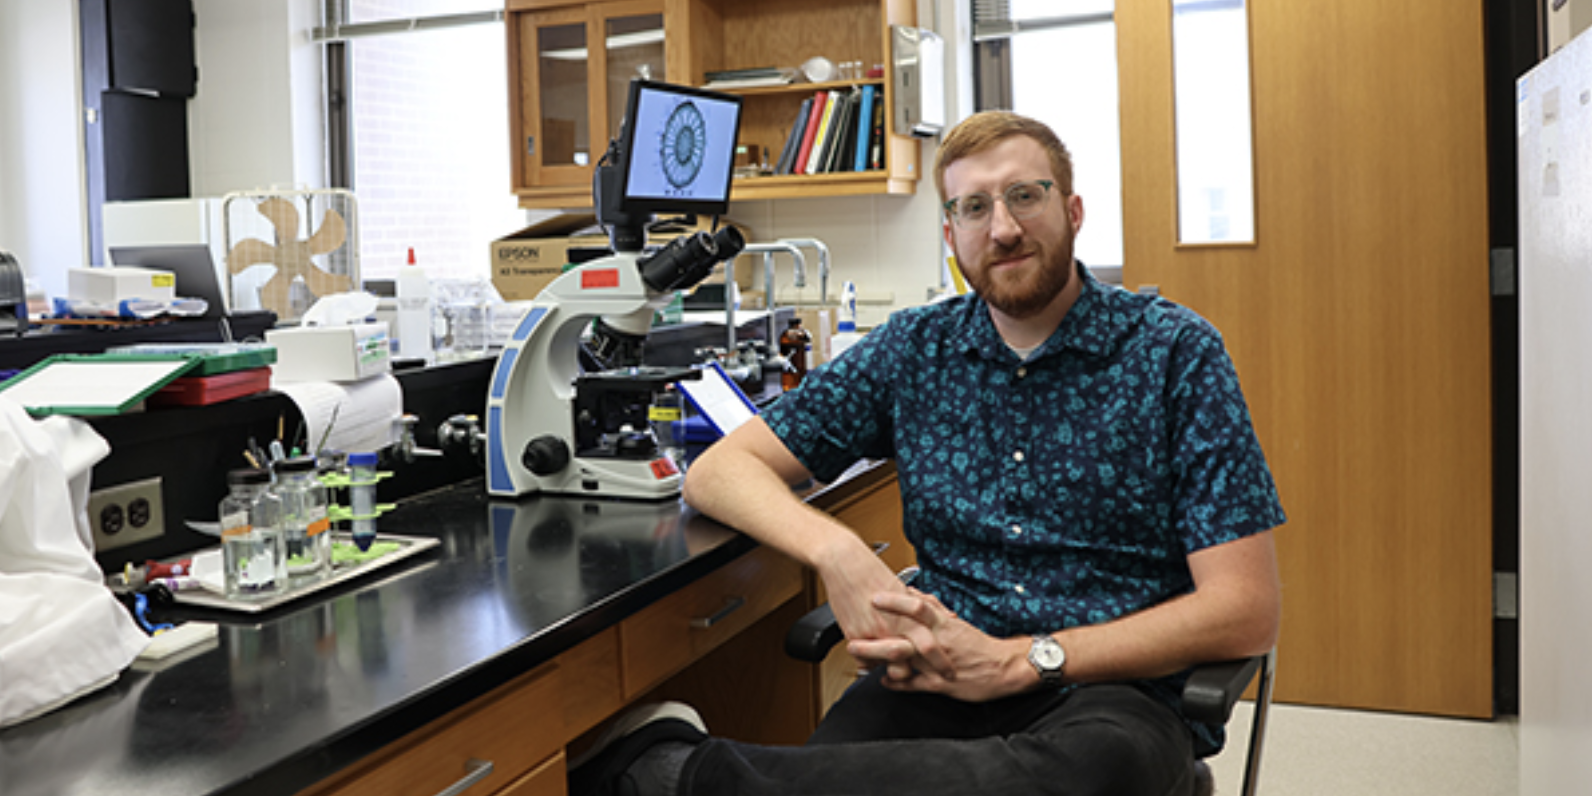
[149, 366, 271, 407]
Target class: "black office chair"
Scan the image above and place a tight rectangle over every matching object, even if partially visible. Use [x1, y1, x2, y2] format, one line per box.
[784, 569, 1275, 796]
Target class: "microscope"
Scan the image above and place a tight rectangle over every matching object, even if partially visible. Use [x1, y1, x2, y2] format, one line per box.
[485, 79, 746, 500]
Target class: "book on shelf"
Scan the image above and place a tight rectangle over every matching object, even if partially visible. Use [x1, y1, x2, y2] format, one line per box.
[774, 97, 813, 175]
[816, 91, 850, 173]
[803, 91, 841, 175]
[702, 66, 797, 90]
[702, 73, 798, 90]
[826, 89, 860, 173]
[770, 85, 888, 176]
[853, 84, 876, 172]
[705, 66, 783, 80]
[866, 95, 885, 170]
[793, 91, 829, 176]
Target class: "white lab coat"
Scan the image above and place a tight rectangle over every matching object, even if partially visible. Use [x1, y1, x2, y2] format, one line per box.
[0, 395, 148, 727]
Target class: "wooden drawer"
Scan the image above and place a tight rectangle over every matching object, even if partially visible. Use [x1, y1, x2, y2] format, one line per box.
[619, 545, 802, 698]
[560, 627, 623, 740]
[497, 751, 566, 796]
[306, 663, 565, 796]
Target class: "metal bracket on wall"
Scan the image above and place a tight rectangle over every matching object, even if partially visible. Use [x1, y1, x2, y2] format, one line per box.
[1495, 571, 1519, 620]
[1490, 248, 1516, 296]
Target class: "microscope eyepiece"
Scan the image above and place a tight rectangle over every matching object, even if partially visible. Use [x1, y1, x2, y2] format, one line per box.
[639, 226, 747, 293]
[711, 225, 746, 260]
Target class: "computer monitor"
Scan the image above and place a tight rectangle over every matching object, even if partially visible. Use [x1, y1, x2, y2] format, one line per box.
[614, 80, 742, 218]
[110, 244, 228, 317]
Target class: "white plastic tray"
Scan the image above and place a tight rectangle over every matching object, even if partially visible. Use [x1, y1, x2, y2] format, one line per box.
[109, 531, 440, 614]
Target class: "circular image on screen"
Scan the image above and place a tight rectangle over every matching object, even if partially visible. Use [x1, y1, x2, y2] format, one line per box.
[660, 101, 708, 189]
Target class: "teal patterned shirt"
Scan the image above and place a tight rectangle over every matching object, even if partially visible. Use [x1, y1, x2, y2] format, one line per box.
[762, 264, 1285, 752]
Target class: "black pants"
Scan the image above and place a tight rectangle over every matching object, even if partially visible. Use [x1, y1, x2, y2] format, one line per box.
[679, 669, 1197, 796]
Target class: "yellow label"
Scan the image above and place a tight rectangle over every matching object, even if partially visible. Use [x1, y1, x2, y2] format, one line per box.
[152, 274, 176, 288]
[221, 523, 252, 539]
[307, 516, 331, 536]
[648, 406, 683, 422]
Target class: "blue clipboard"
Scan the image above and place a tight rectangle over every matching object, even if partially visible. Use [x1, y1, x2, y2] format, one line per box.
[677, 361, 758, 437]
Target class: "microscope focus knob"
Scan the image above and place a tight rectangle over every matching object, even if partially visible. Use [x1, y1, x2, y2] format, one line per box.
[523, 435, 571, 476]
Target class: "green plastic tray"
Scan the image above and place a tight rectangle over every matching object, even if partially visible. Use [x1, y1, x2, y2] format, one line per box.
[106, 343, 277, 375]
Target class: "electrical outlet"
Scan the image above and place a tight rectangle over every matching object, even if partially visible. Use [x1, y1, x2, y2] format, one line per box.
[89, 476, 166, 553]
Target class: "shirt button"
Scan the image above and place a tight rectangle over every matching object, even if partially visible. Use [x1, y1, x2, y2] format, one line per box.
[1014, 584, 1028, 596]
[1013, 450, 1026, 463]
[1011, 525, 1023, 536]
[1016, 366, 1028, 379]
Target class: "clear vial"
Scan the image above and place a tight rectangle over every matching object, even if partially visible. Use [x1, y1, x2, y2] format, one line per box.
[220, 468, 285, 599]
[650, 390, 686, 472]
[273, 456, 331, 583]
[348, 451, 379, 551]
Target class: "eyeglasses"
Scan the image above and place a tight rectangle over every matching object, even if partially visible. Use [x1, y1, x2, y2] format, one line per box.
[943, 180, 1057, 229]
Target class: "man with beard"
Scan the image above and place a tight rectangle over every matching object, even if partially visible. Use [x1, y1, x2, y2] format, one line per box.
[569, 111, 1286, 796]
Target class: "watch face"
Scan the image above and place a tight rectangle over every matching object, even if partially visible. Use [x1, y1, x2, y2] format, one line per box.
[1031, 636, 1065, 669]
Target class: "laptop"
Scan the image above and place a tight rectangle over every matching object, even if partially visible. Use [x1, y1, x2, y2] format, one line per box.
[109, 244, 228, 317]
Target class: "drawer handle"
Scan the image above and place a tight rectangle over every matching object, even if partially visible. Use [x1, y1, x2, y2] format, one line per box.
[690, 596, 746, 629]
[434, 758, 494, 796]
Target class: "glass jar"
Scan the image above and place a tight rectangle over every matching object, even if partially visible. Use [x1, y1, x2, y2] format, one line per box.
[272, 456, 331, 584]
[220, 468, 284, 599]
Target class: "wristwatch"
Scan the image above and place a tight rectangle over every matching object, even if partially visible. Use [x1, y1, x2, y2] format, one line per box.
[1028, 633, 1067, 686]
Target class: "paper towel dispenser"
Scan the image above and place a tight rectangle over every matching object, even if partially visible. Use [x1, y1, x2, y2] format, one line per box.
[892, 25, 945, 138]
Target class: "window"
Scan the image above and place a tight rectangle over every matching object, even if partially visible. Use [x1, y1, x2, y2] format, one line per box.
[975, 2, 1123, 274]
[323, 1, 528, 283]
[1171, 0, 1254, 245]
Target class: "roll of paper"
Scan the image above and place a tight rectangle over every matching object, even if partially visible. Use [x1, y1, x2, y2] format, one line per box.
[273, 373, 402, 456]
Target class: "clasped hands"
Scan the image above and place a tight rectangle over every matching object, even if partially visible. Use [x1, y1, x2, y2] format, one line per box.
[838, 586, 1033, 703]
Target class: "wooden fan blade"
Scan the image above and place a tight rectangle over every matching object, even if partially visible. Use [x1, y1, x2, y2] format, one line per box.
[257, 271, 294, 317]
[258, 198, 301, 244]
[227, 239, 278, 274]
[301, 266, 354, 298]
[307, 208, 347, 257]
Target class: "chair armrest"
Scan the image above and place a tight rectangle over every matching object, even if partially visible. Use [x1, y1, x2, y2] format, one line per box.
[1181, 655, 1265, 725]
[784, 567, 920, 663]
[785, 603, 844, 663]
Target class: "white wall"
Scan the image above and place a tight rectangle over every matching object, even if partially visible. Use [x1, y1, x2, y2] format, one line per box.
[189, 0, 324, 196]
[0, 0, 89, 301]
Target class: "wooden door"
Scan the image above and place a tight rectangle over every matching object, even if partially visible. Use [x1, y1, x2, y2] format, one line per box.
[1116, 0, 1493, 717]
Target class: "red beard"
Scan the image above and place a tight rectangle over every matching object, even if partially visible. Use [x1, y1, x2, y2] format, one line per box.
[964, 242, 1074, 319]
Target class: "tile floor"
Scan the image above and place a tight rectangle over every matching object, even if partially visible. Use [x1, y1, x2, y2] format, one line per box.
[1203, 702, 1518, 795]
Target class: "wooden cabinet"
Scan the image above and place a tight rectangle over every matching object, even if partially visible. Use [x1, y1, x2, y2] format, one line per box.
[301, 663, 567, 796]
[508, 0, 666, 196]
[507, 0, 920, 208]
[620, 544, 804, 698]
[299, 549, 804, 796]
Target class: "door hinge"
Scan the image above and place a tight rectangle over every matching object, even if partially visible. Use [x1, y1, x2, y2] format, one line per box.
[1495, 571, 1518, 620]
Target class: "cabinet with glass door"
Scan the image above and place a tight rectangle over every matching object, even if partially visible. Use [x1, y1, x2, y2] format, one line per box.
[507, 0, 920, 208]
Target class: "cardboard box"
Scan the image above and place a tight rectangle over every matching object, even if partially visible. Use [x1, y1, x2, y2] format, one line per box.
[490, 214, 754, 302]
[69, 266, 177, 305]
[265, 322, 392, 383]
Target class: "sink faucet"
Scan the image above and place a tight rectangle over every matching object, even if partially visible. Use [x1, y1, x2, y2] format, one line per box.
[392, 414, 443, 463]
[734, 241, 809, 353]
[778, 238, 832, 308]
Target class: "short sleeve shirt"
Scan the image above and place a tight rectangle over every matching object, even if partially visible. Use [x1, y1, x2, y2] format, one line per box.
[761, 264, 1286, 751]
